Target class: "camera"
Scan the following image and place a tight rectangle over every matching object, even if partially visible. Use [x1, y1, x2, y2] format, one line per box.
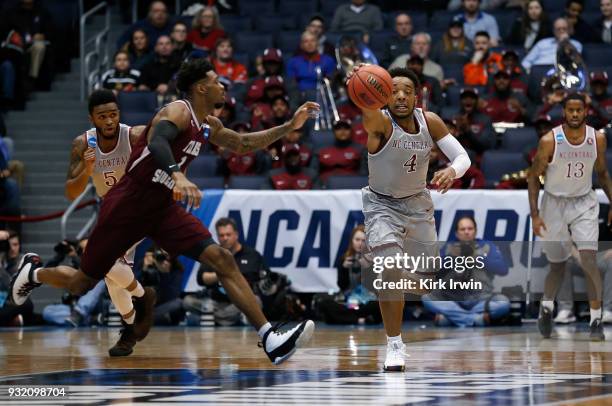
[154, 249, 170, 263]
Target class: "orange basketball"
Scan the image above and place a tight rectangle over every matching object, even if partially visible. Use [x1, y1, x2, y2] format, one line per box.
[347, 65, 393, 110]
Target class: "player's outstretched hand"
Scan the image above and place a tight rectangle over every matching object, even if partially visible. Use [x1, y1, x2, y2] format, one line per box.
[431, 167, 456, 194]
[206, 114, 224, 133]
[290, 102, 321, 130]
[532, 215, 547, 237]
[345, 62, 369, 86]
[172, 172, 202, 211]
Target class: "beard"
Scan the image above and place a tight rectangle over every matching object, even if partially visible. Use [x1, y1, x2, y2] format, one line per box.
[566, 117, 586, 129]
[97, 126, 118, 140]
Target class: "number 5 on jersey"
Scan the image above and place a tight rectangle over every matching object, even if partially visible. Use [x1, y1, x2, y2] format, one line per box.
[103, 171, 118, 187]
[404, 154, 417, 173]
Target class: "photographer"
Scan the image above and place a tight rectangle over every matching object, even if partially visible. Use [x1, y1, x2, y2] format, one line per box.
[193, 217, 290, 325]
[314, 225, 381, 325]
[422, 216, 510, 327]
[140, 246, 185, 326]
[0, 230, 38, 326]
[42, 239, 109, 327]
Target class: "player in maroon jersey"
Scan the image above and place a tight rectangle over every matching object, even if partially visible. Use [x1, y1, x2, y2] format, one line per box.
[11, 59, 318, 364]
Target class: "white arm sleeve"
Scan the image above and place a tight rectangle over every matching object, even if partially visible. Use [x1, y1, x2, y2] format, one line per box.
[436, 134, 471, 178]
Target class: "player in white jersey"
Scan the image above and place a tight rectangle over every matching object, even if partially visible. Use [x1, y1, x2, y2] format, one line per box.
[347, 66, 471, 371]
[528, 93, 612, 341]
[64, 90, 156, 355]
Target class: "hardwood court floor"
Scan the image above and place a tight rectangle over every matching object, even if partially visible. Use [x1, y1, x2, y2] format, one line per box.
[1, 323, 612, 405]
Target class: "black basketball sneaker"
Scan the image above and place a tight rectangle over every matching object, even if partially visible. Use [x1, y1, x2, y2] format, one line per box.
[261, 320, 315, 365]
[538, 305, 553, 338]
[590, 318, 605, 341]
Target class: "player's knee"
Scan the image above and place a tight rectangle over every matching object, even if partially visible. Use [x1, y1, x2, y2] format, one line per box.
[205, 245, 237, 277]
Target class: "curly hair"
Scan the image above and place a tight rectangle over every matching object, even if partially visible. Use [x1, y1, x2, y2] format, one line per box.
[387, 67, 420, 89]
[176, 58, 215, 93]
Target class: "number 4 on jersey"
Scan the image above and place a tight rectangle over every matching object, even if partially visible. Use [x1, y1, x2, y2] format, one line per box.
[404, 154, 417, 173]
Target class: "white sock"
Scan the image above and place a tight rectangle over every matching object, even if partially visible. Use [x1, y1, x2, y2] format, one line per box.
[542, 300, 554, 311]
[106, 261, 144, 297]
[105, 277, 135, 324]
[591, 307, 602, 322]
[387, 334, 402, 345]
[258, 322, 272, 339]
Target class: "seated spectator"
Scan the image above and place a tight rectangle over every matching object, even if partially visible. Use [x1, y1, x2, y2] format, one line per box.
[186, 6, 225, 53]
[536, 81, 567, 126]
[0, 230, 37, 326]
[452, 88, 496, 158]
[0, 27, 25, 109]
[121, 29, 154, 71]
[499, 50, 528, 95]
[482, 70, 533, 123]
[595, 0, 612, 44]
[140, 246, 185, 326]
[406, 55, 443, 113]
[447, 0, 523, 9]
[431, 20, 474, 66]
[463, 31, 502, 86]
[507, 0, 552, 51]
[196, 218, 291, 323]
[211, 38, 247, 85]
[522, 18, 582, 71]
[269, 146, 318, 190]
[305, 15, 335, 58]
[250, 76, 287, 130]
[117, 1, 174, 54]
[526, 114, 554, 164]
[101, 51, 141, 93]
[263, 96, 292, 129]
[390, 32, 443, 83]
[219, 122, 269, 177]
[335, 36, 379, 85]
[287, 32, 336, 93]
[246, 48, 283, 106]
[337, 98, 362, 123]
[312, 119, 364, 183]
[138, 35, 180, 96]
[422, 216, 510, 327]
[0, 134, 24, 190]
[270, 127, 312, 169]
[170, 22, 193, 62]
[588, 71, 612, 130]
[4, 0, 54, 89]
[314, 225, 380, 325]
[555, 247, 612, 324]
[382, 13, 414, 67]
[563, 0, 599, 43]
[428, 123, 485, 189]
[453, 0, 501, 47]
[330, 0, 383, 40]
[43, 280, 107, 327]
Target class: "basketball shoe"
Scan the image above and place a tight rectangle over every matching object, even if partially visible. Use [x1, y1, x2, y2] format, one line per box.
[590, 318, 605, 341]
[261, 320, 315, 365]
[9, 253, 43, 306]
[109, 322, 138, 357]
[554, 309, 576, 324]
[383, 341, 409, 372]
[538, 305, 553, 338]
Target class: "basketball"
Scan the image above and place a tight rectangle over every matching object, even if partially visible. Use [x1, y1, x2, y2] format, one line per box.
[347, 65, 393, 110]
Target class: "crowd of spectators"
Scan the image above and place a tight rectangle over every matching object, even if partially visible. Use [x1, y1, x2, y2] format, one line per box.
[100, 0, 611, 190]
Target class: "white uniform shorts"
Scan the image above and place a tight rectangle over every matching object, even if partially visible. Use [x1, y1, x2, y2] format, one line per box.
[362, 187, 439, 272]
[540, 190, 599, 262]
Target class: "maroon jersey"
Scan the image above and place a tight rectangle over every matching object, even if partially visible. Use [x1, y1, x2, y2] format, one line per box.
[126, 100, 210, 193]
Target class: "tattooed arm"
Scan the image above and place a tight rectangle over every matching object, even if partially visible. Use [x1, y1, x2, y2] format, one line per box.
[65, 134, 93, 201]
[208, 101, 319, 154]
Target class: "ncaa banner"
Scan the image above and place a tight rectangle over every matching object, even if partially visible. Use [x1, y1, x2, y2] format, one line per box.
[181, 189, 610, 293]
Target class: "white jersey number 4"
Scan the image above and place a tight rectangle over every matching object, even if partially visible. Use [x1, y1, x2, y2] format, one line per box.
[404, 154, 417, 173]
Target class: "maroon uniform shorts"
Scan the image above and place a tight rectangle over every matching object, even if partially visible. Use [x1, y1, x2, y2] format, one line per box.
[80, 175, 214, 280]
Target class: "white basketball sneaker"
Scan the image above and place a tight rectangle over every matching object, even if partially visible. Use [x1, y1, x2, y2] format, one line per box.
[9, 253, 43, 306]
[602, 310, 612, 324]
[554, 309, 576, 324]
[261, 320, 315, 365]
[383, 341, 409, 372]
